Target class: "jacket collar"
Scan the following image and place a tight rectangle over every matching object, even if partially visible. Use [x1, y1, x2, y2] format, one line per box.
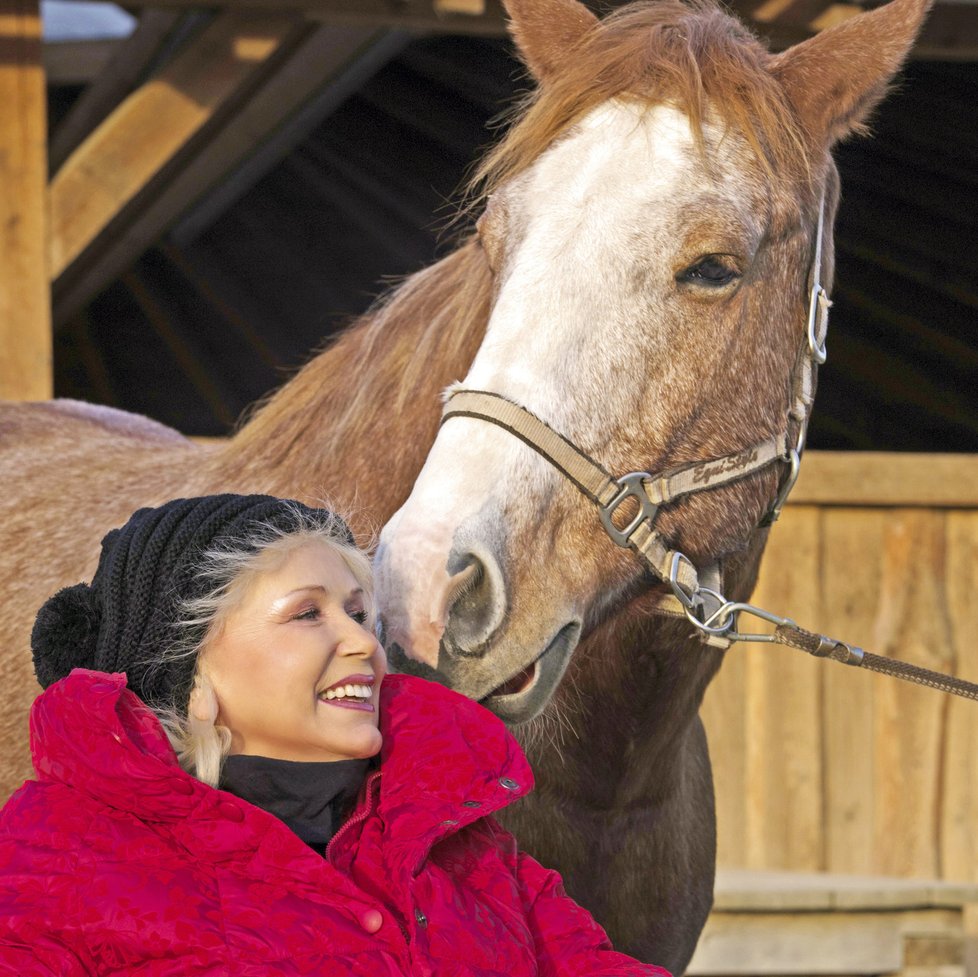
[30, 669, 533, 831]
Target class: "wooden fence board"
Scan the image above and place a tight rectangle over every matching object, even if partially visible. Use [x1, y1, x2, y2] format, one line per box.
[704, 466, 978, 902]
[941, 511, 978, 881]
[0, 0, 50, 399]
[744, 507, 824, 871]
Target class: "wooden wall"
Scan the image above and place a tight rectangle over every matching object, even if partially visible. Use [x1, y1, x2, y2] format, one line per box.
[704, 452, 978, 884]
[0, 0, 50, 400]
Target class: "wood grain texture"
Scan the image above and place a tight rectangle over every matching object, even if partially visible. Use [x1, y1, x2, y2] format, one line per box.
[49, 11, 299, 283]
[0, 0, 50, 399]
[704, 460, 978, 898]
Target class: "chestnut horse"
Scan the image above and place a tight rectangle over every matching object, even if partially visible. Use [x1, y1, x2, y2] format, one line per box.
[0, 0, 928, 969]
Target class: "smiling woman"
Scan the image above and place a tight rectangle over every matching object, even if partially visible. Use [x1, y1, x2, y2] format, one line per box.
[0, 493, 670, 976]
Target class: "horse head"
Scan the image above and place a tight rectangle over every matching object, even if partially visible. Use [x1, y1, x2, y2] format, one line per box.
[374, 0, 930, 723]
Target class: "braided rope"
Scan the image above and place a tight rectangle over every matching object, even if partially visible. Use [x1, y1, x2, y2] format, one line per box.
[774, 623, 978, 703]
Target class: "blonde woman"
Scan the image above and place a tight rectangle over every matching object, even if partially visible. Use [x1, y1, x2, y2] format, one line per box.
[0, 494, 670, 976]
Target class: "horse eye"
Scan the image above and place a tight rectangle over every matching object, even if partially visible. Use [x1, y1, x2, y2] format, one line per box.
[678, 256, 741, 287]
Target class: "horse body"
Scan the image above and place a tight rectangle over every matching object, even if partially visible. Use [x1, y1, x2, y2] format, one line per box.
[0, 0, 929, 971]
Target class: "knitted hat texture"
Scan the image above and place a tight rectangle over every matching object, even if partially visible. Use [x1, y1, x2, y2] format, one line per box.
[31, 494, 355, 712]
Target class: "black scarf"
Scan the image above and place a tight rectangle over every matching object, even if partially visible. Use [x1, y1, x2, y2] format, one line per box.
[219, 755, 369, 854]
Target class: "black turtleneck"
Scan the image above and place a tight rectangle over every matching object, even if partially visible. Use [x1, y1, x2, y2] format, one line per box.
[219, 755, 370, 855]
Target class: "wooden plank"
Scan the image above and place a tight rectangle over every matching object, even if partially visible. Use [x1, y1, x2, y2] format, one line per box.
[169, 25, 408, 246]
[689, 871, 978, 975]
[689, 909, 907, 974]
[49, 11, 302, 296]
[940, 511, 978, 880]
[55, 0, 512, 37]
[50, 22, 406, 324]
[868, 510, 948, 878]
[49, 9, 187, 172]
[46, 0, 973, 58]
[0, 0, 50, 400]
[789, 452, 978, 508]
[821, 509, 883, 876]
[742, 506, 824, 871]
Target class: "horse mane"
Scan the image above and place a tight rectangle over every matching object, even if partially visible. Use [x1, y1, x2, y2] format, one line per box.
[472, 0, 813, 201]
[218, 239, 493, 483]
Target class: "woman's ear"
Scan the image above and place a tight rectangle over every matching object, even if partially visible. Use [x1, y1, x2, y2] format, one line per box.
[189, 676, 219, 725]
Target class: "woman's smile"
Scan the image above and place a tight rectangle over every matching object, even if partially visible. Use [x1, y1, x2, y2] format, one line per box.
[317, 673, 376, 710]
[201, 540, 387, 762]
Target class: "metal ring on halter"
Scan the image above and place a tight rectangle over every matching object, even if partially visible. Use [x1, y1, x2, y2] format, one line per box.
[807, 283, 828, 364]
[669, 551, 701, 612]
[598, 472, 659, 549]
[683, 589, 735, 638]
[763, 443, 802, 528]
[700, 601, 796, 644]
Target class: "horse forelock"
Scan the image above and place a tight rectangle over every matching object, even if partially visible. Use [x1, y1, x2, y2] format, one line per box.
[471, 0, 816, 209]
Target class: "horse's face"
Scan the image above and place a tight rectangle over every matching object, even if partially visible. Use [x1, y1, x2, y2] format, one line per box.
[374, 0, 928, 723]
[375, 97, 803, 720]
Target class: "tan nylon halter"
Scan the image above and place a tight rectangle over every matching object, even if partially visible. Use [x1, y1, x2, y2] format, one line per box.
[440, 196, 830, 640]
[437, 200, 978, 701]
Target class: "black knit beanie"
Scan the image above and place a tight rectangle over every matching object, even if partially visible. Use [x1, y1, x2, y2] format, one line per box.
[31, 494, 355, 713]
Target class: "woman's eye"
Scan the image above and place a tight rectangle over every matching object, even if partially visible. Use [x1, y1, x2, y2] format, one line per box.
[293, 607, 319, 622]
[678, 255, 741, 287]
[348, 609, 368, 625]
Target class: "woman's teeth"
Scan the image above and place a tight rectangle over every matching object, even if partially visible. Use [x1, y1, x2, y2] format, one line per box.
[321, 684, 372, 701]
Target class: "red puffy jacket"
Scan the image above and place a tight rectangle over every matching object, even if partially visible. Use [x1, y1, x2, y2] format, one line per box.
[0, 669, 670, 976]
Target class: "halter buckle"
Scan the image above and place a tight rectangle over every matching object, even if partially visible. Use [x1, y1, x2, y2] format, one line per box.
[598, 472, 659, 549]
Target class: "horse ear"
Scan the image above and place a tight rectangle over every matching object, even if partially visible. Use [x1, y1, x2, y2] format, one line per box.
[503, 0, 599, 83]
[770, 0, 931, 148]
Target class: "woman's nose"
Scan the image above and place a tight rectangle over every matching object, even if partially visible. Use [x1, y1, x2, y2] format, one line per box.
[338, 618, 383, 659]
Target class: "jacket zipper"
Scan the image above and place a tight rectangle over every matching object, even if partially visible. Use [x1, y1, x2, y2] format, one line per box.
[325, 770, 381, 863]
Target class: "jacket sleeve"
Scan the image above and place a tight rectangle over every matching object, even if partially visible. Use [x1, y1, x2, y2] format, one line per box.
[516, 850, 673, 977]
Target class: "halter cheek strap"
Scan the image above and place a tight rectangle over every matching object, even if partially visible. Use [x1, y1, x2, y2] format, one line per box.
[439, 195, 830, 647]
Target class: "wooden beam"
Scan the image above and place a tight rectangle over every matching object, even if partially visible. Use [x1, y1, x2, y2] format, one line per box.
[170, 25, 409, 245]
[789, 452, 978, 508]
[50, 22, 406, 324]
[54, 0, 511, 35]
[43, 38, 120, 86]
[0, 0, 51, 400]
[49, 9, 187, 172]
[49, 10, 303, 320]
[726, 0, 978, 56]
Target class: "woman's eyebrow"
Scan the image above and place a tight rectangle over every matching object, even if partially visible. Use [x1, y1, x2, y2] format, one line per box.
[283, 585, 328, 597]
[282, 585, 365, 599]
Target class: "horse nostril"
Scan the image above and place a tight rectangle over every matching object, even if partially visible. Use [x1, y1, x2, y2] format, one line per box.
[445, 561, 482, 613]
[443, 550, 506, 657]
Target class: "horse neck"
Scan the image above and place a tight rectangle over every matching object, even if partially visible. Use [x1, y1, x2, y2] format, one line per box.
[522, 529, 768, 806]
[208, 238, 492, 523]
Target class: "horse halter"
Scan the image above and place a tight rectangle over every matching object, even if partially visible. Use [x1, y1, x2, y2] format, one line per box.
[441, 198, 831, 645]
[438, 200, 978, 703]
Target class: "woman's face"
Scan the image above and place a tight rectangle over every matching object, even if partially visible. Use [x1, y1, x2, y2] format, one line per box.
[202, 540, 386, 763]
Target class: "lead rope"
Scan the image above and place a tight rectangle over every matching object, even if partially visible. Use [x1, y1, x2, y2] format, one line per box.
[665, 582, 978, 703]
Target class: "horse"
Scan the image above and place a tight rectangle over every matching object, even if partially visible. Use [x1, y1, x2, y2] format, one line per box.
[0, 0, 929, 970]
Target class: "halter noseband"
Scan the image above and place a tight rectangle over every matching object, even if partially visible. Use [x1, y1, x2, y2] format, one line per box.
[440, 197, 830, 643]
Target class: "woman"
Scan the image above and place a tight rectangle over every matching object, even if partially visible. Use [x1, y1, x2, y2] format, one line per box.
[0, 494, 671, 976]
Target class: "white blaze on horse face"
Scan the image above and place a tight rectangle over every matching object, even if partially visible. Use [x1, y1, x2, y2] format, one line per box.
[377, 101, 740, 667]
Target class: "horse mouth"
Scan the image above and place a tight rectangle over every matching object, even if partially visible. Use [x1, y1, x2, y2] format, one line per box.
[480, 620, 581, 724]
[486, 660, 539, 699]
